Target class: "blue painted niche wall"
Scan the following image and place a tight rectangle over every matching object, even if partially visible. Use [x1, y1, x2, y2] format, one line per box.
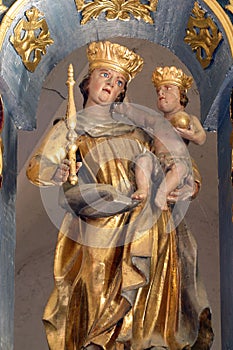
[0, 0, 232, 130]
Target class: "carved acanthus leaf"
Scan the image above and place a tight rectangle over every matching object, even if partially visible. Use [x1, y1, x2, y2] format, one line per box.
[184, 2, 222, 69]
[75, 0, 157, 25]
[10, 7, 54, 72]
[0, 0, 8, 15]
[225, 0, 233, 15]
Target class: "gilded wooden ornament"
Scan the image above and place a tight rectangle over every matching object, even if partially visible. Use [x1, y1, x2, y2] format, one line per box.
[87, 40, 144, 81]
[75, 0, 157, 25]
[170, 111, 191, 129]
[0, 1, 8, 15]
[10, 7, 54, 72]
[225, 0, 233, 15]
[65, 64, 78, 186]
[151, 66, 193, 91]
[184, 2, 223, 69]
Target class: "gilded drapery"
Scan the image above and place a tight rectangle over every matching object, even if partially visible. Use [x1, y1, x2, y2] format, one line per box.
[27, 116, 213, 349]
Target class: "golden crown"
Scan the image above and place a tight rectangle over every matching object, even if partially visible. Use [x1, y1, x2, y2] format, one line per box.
[152, 66, 193, 91]
[87, 41, 144, 81]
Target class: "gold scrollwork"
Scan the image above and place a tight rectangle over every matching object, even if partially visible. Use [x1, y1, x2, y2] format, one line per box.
[10, 7, 54, 72]
[184, 2, 222, 69]
[225, 0, 233, 15]
[75, 0, 158, 25]
[0, 1, 8, 15]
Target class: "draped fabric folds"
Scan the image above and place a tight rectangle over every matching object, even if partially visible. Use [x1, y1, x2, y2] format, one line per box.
[27, 117, 213, 350]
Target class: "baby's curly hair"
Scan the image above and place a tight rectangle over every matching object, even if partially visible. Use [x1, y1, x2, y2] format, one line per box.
[180, 90, 189, 108]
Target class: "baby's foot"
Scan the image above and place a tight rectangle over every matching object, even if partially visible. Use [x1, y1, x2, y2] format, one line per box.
[131, 189, 148, 201]
[154, 191, 168, 211]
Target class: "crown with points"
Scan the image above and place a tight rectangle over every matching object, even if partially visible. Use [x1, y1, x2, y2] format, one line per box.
[152, 66, 193, 91]
[87, 41, 144, 82]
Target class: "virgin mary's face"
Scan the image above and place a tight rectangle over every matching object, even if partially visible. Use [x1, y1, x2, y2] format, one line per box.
[86, 68, 126, 107]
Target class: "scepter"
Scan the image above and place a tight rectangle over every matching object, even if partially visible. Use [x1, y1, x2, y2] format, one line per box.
[65, 64, 78, 185]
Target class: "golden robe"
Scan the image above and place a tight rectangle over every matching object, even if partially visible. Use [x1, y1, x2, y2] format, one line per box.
[26, 115, 213, 350]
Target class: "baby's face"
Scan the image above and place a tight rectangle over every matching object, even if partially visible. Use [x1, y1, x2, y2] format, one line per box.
[156, 84, 181, 114]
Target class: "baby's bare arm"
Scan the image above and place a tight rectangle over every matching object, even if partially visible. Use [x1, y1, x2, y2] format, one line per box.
[176, 115, 206, 145]
[114, 102, 163, 130]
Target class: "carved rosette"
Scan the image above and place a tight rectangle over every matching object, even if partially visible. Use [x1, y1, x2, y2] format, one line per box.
[10, 7, 54, 72]
[75, 0, 158, 25]
[184, 2, 223, 69]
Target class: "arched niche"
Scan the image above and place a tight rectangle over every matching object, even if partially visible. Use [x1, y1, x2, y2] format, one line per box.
[0, 0, 232, 129]
[0, 0, 232, 349]
[15, 39, 220, 350]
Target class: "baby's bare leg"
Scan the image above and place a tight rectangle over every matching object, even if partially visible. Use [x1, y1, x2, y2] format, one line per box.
[132, 155, 153, 200]
[154, 162, 187, 210]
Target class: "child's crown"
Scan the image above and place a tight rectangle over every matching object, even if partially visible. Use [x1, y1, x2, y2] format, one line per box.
[152, 66, 193, 91]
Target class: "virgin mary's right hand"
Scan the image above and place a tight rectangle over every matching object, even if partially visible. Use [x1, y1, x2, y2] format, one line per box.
[52, 159, 71, 185]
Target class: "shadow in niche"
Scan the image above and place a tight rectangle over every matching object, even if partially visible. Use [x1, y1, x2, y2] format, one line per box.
[15, 38, 220, 350]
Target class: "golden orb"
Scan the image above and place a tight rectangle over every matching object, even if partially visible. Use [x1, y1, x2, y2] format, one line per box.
[170, 111, 191, 129]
